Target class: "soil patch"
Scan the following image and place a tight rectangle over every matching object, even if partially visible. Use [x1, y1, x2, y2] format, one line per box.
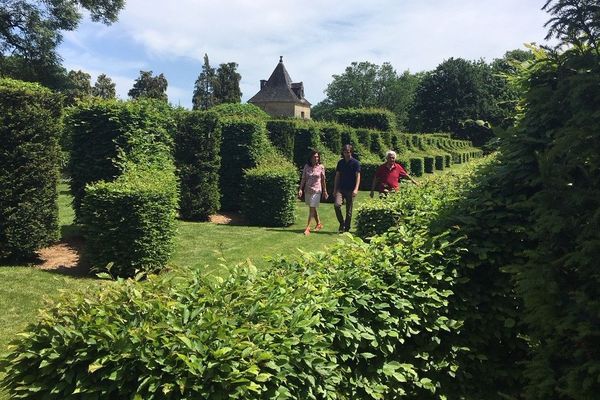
[36, 237, 88, 276]
[209, 212, 247, 225]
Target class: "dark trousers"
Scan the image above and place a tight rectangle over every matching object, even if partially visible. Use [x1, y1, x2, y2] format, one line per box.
[334, 190, 354, 231]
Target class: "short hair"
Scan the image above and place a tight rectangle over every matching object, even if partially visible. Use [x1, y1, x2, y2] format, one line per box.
[386, 150, 397, 158]
[341, 144, 353, 156]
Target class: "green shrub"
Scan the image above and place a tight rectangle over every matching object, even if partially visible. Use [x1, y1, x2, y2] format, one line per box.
[242, 157, 298, 226]
[211, 103, 270, 120]
[318, 122, 343, 153]
[175, 110, 221, 221]
[0, 78, 62, 259]
[333, 107, 397, 132]
[355, 128, 372, 150]
[293, 123, 322, 168]
[67, 98, 175, 219]
[410, 157, 424, 176]
[80, 159, 179, 277]
[219, 118, 271, 211]
[266, 120, 296, 160]
[1, 207, 465, 400]
[425, 155, 437, 173]
[434, 155, 445, 171]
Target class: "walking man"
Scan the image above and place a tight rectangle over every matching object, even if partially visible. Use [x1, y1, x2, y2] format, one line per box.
[333, 144, 361, 233]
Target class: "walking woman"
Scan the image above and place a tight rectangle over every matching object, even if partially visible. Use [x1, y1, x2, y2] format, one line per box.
[298, 149, 328, 235]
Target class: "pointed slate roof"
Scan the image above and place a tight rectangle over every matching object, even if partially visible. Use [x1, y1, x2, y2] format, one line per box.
[248, 57, 311, 105]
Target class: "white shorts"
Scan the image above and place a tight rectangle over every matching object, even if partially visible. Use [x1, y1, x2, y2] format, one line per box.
[305, 189, 322, 208]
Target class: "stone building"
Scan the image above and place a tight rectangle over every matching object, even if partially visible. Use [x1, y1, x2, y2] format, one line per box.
[248, 57, 311, 119]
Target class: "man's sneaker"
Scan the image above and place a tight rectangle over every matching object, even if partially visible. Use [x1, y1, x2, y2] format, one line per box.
[338, 224, 345, 233]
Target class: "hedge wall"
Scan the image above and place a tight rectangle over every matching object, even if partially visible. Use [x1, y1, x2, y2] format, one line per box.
[333, 107, 397, 132]
[242, 157, 298, 226]
[210, 103, 270, 120]
[67, 98, 175, 219]
[0, 79, 62, 259]
[175, 110, 221, 221]
[266, 120, 296, 160]
[219, 118, 271, 211]
[80, 160, 179, 277]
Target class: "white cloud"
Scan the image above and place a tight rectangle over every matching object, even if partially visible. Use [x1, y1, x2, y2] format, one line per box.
[59, 0, 552, 108]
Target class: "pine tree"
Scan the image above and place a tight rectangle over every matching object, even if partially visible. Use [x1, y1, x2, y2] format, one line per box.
[192, 54, 216, 110]
[128, 70, 168, 101]
[214, 62, 242, 105]
[92, 73, 116, 99]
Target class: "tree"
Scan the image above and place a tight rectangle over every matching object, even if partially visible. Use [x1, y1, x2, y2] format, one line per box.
[408, 58, 496, 134]
[192, 54, 216, 110]
[92, 73, 116, 99]
[0, 55, 68, 90]
[213, 62, 241, 104]
[543, 0, 600, 53]
[63, 70, 92, 105]
[128, 70, 168, 101]
[313, 61, 421, 129]
[0, 0, 125, 64]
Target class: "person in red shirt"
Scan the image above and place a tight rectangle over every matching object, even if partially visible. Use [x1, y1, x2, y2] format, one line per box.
[370, 150, 418, 198]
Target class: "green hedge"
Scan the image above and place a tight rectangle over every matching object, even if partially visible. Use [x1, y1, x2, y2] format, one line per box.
[318, 122, 343, 154]
[242, 157, 298, 226]
[266, 120, 296, 160]
[434, 155, 445, 171]
[293, 123, 322, 168]
[80, 160, 179, 277]
[175, 110, 221, 221]
[0, 78, 62, 259]
[67, 98, 175, 219]
[219, 118, 271, 211]
[410, 158, 424, 176]
[211, 103, 270, 120]
[333, 107, 397, 132]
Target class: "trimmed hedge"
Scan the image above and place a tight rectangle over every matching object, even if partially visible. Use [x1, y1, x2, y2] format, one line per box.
[219, 118, 271, 211]
[333, 107, 397, 132]
[80, 160, 179, 277]
[266, 120, 296, 160]
[211, 103, 270, 120]
[0, 78, 62, 259]
[410, 158, 424, 177]
[293, 123, 322, 168]
[318, 122, 343, 154]
[434, 155, 445, 171]
[242, 156, 298, 226]
[175, 110, 221, 221]
[67, 98, 175, 219]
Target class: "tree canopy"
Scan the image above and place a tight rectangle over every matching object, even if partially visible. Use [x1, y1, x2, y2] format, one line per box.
[312, 61, 421, 129]
[214, 62, 242, 105]
[128, 70, 168, 102]
[92, 73, 116, 99]
[0, 0, 125, 63]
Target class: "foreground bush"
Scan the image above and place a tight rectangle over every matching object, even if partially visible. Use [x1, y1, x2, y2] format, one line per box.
[81, 159, 179, 277]
[0, 78, 62, 259]
[1, 220, 464, 399]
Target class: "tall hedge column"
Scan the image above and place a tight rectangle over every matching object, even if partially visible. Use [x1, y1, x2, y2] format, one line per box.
[0, 79, 62, 259]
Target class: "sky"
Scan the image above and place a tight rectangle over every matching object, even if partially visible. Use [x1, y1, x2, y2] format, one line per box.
[59, 0, 553, 109]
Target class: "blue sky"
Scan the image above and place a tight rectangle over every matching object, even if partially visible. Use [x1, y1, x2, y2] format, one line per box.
[59, 0, 552, 109]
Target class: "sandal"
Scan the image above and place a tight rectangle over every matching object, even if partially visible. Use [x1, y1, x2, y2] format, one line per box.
[314, 223, 323, 232]
[303, 227, 311, 236]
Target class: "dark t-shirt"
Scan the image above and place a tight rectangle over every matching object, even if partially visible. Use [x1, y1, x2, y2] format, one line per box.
[336, 157, 361, 191]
